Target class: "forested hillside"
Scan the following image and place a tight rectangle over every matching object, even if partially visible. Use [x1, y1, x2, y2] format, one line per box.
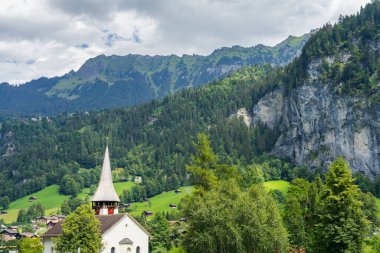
[0, 66, 285, 202]
[0, 34, 308, 116]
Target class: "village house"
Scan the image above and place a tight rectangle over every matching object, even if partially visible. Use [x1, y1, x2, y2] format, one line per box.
[0, 228, 21, 240]
[42, 146, 150, 253]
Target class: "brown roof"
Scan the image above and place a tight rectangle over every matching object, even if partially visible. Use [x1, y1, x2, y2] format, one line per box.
[41, 214, 125, 238]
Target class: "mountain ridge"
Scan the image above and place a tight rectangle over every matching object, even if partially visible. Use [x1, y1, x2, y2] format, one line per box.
[0, 34, 310, 116]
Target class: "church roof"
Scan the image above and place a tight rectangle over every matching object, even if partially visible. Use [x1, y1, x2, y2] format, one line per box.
[91, 146, 120, 202]
[41, 214, 125, 238]
[41, 214, 151, 238]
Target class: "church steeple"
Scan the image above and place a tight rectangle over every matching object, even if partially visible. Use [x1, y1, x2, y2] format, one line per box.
[92, 145, 120, 215]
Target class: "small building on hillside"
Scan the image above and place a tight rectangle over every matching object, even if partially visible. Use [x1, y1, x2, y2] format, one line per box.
[46, 220, 59, 229]
[0, 229, 21, 240]
[42, 145, 150, 253]
[134, 176, 142, 183]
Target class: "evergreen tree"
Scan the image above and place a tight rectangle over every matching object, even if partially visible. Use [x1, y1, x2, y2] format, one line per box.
[313, 157, 369, 253]
[283, 178, 320, 251]
[0, 197, 10, 210]
[148, 212, 171, 251]
[55, 205, 103, 253]
[186, 133, 218, 191]
[26, 204, 45, 222]
[17, 209, 28, 224]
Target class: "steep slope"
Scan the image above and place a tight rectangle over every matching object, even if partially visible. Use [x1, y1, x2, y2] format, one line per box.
[250, 1, 380, 176]
[0, 34, 309, 115]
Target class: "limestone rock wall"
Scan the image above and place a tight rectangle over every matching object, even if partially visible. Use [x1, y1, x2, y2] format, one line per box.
[251, 82, 380, 177]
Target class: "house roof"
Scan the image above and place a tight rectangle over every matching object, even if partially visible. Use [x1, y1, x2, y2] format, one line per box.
[41, 214, 125, 238]
[91, 146, 120, 202]
[0, 229, 19, 235]
[119, 238, 133, 245]
[41, 213, 151, 239]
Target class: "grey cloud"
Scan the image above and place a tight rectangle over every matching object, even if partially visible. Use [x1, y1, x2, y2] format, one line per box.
[103, 32, 127, 47]
[48, 0, 120, 20]
[26, 59, 36, 65]
[0, 0, 371, 84]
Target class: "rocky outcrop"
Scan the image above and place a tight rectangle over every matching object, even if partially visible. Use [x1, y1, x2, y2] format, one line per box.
[230, 108, 252, 127]
[251, 81, 380, 177]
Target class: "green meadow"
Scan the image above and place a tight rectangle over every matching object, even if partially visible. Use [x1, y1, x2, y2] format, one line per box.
[129, 187, 193, 217]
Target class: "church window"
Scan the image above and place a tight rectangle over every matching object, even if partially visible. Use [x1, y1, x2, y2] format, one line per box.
[111, 247, 115, 253]
[136, 246, 140, 253]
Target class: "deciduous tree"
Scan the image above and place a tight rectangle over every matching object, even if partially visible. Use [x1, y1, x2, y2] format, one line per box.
[55, 205, 103, 253]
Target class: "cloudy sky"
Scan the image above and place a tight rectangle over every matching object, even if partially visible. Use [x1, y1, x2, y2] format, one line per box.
[0, 0, 371, 84]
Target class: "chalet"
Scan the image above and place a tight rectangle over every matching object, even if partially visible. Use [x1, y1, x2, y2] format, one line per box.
[34, 216, 49, 225]
[143, 211, 153, 217]
[51, 214, 66, 221]
[42, 146, 150, 253]
[47, 220, 59, 229]
[175, 189, 182, 194]
[29, 196, 37, 201]
[0, 210, 8, 215]
[169, 204, 177, 208]
[120, 203, 130, 208]
[0, 229, 21, 240]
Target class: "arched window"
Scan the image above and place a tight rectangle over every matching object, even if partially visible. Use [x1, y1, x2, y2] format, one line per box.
[111, 247, 115, 253]
[136, 246, 140, 253]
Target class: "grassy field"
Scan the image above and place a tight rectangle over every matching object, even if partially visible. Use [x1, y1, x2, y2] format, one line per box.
[262, 180, 290, 194]
[114, 181, 136, 195]
[8, 185, 69, 211]
[1, 181, 137, 224]
[129, 187, 193, 217]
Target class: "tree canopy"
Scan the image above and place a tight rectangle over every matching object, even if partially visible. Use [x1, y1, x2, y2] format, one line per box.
[55, 204, 103, 253]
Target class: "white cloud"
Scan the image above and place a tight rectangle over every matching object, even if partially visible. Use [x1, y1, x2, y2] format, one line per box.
[0, 0, 371, 84]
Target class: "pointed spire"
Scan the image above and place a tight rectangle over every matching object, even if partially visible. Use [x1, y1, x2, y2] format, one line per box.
[91, 146, 120, 202]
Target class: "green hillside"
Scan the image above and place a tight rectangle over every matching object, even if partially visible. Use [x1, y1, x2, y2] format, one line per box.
[8, 185, 68, 210]
[129, 186, 193, 217]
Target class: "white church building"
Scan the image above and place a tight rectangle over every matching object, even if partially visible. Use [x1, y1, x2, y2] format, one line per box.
[42, 146, 150, 253]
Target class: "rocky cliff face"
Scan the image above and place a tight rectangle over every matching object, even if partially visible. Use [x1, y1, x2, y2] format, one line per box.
[251, 77, 380, 177]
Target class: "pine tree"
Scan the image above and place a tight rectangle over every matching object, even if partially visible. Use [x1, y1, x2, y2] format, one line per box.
[313, 157, 369, 252]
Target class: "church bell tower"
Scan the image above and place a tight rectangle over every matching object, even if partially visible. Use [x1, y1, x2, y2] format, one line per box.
[91, 146, 120, 215]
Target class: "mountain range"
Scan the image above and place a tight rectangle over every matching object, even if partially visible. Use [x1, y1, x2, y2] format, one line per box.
[0, 34, 309, 115]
